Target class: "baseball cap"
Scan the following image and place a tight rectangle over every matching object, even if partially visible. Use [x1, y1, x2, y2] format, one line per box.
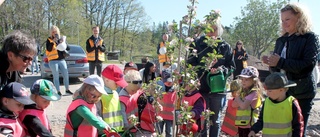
[83, 75, 107, 95]
[102, 65, 128, 88]
[162, 69, 173, 83]
[1, 82, 34, 105]
[238, 66, 259, 78]
[264, 72, 297, 90]
[124, 62, 138, 71]
[30, 79, 61, 101]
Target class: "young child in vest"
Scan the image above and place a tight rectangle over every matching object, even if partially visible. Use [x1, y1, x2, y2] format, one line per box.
[119, 70, 142, 130]
[180, 79, 206, 136]
[157, 69, 176, 137]
[96, 65, 128, 135]
[0, 82, 34, 137]
[221, 80, 241, 136]
[231, 66, 263, 137]
[19, 79, 61, 137]
[65, 75, 110, 137]
[248, 72, 304, 137]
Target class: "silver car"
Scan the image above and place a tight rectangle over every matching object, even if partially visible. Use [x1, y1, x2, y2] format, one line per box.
[40, 44, 90, 79]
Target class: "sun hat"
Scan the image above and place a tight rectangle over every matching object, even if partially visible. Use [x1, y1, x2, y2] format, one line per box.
[1, 82, 34, 105]
[83, 75, 107, 95]
[102, 65, 128, 88]
[238, 66, 259, 78]
[264, 72, 297, 90]
[30, 79, 61, 101]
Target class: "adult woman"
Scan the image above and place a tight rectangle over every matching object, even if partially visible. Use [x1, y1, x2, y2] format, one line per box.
[46, 25, 73, 96]
[233, 40, 248, 78]
[139, 61, 157, 84]
[0, 30, 37, 89]
[188, 17, 235, 137]
[262, 3, 319, 136]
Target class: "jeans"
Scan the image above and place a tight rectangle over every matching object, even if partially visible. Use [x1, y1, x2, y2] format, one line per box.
[49, 60, 69, 91]
[157, 120, 173, 137]
[89, 61, 102, 76]
[297, 98, 314, 137]
[201, 93, 226, 137]
[31, 55, 39, 73]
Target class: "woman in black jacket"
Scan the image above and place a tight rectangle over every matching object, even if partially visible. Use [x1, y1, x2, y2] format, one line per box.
[262, 3, 319, 136]
[233, 40, 248, 78]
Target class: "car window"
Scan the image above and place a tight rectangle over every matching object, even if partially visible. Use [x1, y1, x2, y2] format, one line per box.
[69, 46, 85, 54]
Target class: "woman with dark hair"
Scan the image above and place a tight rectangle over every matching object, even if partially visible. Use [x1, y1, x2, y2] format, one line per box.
[139, 61, 157, 84]
[233, 40, 248, 78]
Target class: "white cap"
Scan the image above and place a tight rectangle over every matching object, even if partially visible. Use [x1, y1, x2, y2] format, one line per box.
[83, 75, 107, 95]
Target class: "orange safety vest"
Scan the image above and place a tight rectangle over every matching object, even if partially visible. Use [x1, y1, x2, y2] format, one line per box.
[46, 38, 59, 61]
[87, 39, 105, 62]
[128, 90, 156, 132]
[221, 99, 238, 136]
[158, 42, 170, 63]
[181, 92, 206, 130]
[119, 95, 130, 114]
[64, 99, 97, 137]
[0, 118, 24, 137]
[158, 91, 176, 120]
[19, 108, 50, 136]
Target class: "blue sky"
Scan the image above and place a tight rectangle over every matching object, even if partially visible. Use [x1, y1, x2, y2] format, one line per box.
[140, 0, 319, 35]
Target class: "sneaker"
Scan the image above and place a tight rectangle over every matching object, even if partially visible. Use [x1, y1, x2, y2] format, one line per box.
[65, 90, 73, 95]
[58, 91, 62, 96]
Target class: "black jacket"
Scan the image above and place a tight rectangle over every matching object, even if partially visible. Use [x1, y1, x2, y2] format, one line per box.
[188, 36, 235, 95]
[0, 52, 22, 90]
[271, 32, 319, 99]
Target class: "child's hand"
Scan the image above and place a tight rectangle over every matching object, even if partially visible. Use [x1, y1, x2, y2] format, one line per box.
[248, 131, 256, 137]
[104, 125, 111, 131]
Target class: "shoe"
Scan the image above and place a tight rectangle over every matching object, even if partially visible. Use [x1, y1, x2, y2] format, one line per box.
[58, 91, 62, 96]
[65, 90, 73, 95]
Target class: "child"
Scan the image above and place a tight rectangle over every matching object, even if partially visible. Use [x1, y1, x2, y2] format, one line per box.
[248, 72, 304, 137]
[232, 66, 263, 137]
[124, 62, 138, 74]
[158, 69, 176, 137]
[0, 82, 34, 137]
[97, 65, 128, 134]
[19, 79, 61, 137]
[64, 75, 110, 137]
[221, 80, 241, 136]
[181, 79, 206, 136]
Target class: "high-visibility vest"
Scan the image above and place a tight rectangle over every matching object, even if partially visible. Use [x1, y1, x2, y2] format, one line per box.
[221, 99, 238, 136]
[181, 92, 206, 130]
[19, 108, 50, 136]
[128, 90, 156, 132]
[119, 95, 130, 114]
[87, 39, 105, 61]
[262, 96, 294, 136]
[46, 38, 59, 61]
[158, 91, 176, 120]
[158, 42, 170, 63]
[235, 89, 261, 126]
[100, 90, 124, 132]
[64, 99, 97, 137]
[0, 117, 24, 137]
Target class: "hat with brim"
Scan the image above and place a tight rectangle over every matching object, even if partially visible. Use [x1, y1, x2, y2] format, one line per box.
[2, 82, 34, 105]
[31, 79, 61, 101]
[237, 66, 259, 78]
[84, 75, 107, 95]
[102, 65, 128, 88]
[264, 72, 297, 90]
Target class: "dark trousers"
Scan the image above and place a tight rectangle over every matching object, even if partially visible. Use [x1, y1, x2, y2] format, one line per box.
[89, 61, 102, 76]
[238, 127, 250, 137]
[297, 98, 314, 137]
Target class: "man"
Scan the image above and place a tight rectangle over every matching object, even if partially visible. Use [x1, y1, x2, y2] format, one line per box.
[157, 33, 170, 73]
[86, 26, 106, 76]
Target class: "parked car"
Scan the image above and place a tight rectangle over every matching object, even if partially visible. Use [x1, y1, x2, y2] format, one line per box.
[40, 44, 89, 79]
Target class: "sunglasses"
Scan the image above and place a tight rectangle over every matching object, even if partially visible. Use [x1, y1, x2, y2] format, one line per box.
[129, 81, 142, 85]
[16, 53, 33, 62]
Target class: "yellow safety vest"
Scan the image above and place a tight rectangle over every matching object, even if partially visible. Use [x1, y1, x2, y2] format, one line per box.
[46, 38, 59, 61]
[158, 42, 170, 63]
[262, 96, 294, 137]
[235, 88, 261, 126]
[100, 90, 124, 132]
[87, 39, 105, 61]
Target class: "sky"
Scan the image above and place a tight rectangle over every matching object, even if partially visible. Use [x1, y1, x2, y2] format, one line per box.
[140, 0, 320, 35]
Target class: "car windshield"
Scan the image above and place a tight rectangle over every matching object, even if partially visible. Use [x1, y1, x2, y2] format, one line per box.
[69, 46, 85, 54]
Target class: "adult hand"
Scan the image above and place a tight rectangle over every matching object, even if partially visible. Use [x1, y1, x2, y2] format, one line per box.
[262, 55, 269, 64]
[268, 53, 280, 67]
[210, 68, 218, 74]
[238, 56, 243, 60]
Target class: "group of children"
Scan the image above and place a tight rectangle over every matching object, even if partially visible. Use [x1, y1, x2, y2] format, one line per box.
[0, 62, 304, 137]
